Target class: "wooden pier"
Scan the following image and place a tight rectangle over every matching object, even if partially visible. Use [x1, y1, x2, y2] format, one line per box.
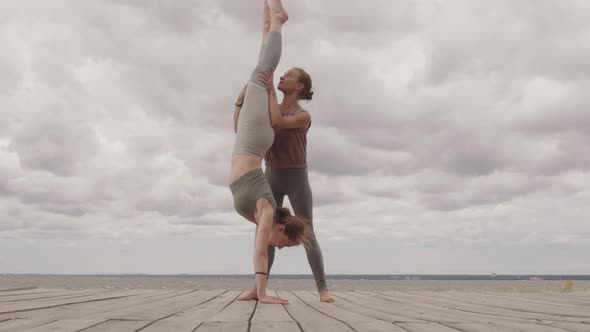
[1, 287, 589, 331]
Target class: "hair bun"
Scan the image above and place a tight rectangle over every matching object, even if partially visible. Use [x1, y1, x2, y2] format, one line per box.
[276, 207, 291, 218]
[306, 90, 314, 100]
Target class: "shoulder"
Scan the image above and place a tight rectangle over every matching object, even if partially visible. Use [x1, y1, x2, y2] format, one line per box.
[296, 108, 311, 119]
[296, 109, 312, 130]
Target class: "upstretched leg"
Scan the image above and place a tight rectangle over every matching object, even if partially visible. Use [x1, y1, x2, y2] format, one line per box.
[257, 0, 271, 60]
[249, 0, 288, 86]
[233, 0, 287, 158]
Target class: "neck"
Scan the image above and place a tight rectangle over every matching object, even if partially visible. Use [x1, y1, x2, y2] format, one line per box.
[280, 92, 300, 111]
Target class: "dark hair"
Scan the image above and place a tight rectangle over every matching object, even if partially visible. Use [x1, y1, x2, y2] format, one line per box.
[275, 207, 312, 248]
[294, 67, 314, 101]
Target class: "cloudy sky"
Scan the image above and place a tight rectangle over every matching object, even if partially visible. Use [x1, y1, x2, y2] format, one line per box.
[1, 0, 589, 276]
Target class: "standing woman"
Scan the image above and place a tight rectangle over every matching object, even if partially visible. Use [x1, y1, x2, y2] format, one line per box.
[268, 67, 334, 302]
[229, 0, 310, 305]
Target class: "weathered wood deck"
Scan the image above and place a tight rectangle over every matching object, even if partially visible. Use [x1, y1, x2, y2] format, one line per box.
[0, 287, 589, 331]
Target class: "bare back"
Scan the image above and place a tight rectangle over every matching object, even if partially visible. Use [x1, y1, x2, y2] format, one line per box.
[229, 155, 263, 184]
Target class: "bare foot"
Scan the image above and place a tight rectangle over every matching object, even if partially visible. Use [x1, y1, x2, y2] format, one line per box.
[319, 289, 334, 303]
[263, 0, 271, 31]
[270, 0, 289, 24]
[238, 288, 258, 301]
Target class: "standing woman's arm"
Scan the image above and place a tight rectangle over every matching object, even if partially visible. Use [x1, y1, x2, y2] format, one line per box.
[257, 72, 283, 128]
[258, 72, 310, 129]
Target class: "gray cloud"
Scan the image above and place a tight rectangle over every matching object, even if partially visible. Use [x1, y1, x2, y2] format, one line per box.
[1, 0, 589, 274]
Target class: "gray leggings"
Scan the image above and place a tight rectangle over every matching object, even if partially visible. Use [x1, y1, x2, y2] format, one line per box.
[232, 31, 282, 158]
[251, 31, 282, 87]
[265, 167, 328, 291]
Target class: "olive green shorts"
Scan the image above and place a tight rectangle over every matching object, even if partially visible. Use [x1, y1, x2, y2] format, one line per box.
[230, 169, 277, 220]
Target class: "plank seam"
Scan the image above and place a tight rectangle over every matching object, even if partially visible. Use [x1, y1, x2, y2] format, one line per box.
[0, 294, 136, 314]
[290, 291, 357, 332]
[0, 286, 38, 292]
[461, 292, 590, 309]
[0, 290, 116, 304]
[330, 292, 419, 324]
[392, 322, 412, 332]
[192, 291, 243, 332]
[385, 291, 590, 320]
[368, 291, 577, 323]
[347, 291, 471, 325]
[134, 290, 229, 331]
[247, 297, 257, 332]
[75, 319, 110, 332]
[281, 298, 304, 332]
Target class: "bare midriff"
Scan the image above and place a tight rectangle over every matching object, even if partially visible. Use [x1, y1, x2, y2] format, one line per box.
[229, 154, 263, 185]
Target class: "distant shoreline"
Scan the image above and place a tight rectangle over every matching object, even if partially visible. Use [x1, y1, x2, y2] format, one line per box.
[3, 274, 590, 280]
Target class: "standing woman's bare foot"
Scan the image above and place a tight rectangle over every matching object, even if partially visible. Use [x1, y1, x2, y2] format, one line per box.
[319, 289, 335, 303]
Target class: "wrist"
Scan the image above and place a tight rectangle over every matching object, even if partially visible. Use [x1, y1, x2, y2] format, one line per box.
[235, 101, 243, 107]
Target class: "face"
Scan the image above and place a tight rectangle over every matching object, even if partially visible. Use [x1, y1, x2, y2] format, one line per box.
[277, 68, 304, 95]
[268, 225, 297, 249]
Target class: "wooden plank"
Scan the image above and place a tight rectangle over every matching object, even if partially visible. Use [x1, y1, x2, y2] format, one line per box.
[251, 322, 300, 332]
[195, 295, 255, 332]
[80, 319, 150, 331]
[419, 291, 590, 318]
[0, 290, 172, 332]
[250, 290, 300, 332]
[346, 291, 523, 325]
[442, 322, 513, 332]
[87, 290, 224, 321]
[543, 321, 590, 332]
[363, 290, 585, 332]
[474, 291, 590, 308]
[372, 291, 586, 323]
[0, 289, 132, 314]
[293, 290, 405, 331]
[142, 291, 241, 331]
[196, 321, 248, 332]
[0, 289, 62, 301]
[0, 286, 37, 293]
[395, 322, 461, 332]
[481, 292, 590, 307]
[203, 294, 255, 322]
[23, 319, 105, 332]
[276, 291, 354, 331]
[0, 289, 109, 304]
[0, 318, 32, 332]
[332, 291, 427, 323]
[448, 321, 575, 332]
[251, 291, 294, 322]
[59, 289, 179, 316]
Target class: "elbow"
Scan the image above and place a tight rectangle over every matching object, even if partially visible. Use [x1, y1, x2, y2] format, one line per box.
[254, 249, 268, 259]
[271, 119, 282, 129]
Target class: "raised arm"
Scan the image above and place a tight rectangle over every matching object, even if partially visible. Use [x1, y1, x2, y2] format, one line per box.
[258, 72, 311, 130]
[252, 201, 288, 304]
[253, 220, 272, 297]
